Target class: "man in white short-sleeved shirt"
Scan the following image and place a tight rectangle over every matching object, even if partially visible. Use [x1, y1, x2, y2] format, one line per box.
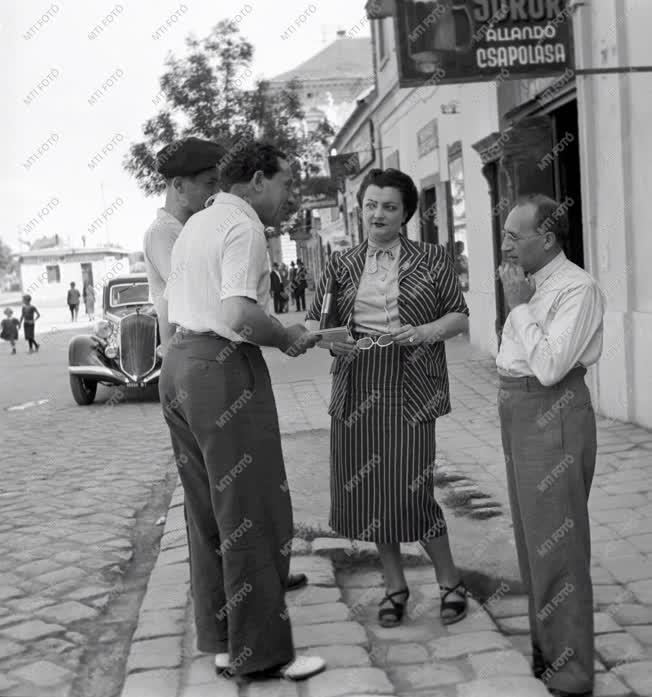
[166, 193, 271, 340]
[143, 137, 224, 350]
[160, 142, 324, 683]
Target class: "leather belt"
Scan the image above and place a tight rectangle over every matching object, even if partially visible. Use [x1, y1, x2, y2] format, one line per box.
[176, 328, 226, 339]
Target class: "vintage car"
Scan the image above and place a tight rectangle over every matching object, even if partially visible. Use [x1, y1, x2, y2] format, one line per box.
[68, 273, 162, 405]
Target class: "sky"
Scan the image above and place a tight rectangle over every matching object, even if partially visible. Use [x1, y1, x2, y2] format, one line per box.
[1, 0, 371, 255]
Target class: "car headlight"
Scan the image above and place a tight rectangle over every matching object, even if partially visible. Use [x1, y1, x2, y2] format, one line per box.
[105, 346, 119, 359]
[95, 320, 112, 339]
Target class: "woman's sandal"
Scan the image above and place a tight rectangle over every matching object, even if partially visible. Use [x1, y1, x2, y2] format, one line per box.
[378, 588, 410, 627]
[439, 580, 468, 625]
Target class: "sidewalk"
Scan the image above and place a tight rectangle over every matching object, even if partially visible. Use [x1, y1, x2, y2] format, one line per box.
[120, 337, 652, 697]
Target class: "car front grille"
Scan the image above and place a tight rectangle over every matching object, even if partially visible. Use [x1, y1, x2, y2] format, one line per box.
[119, 313, 157, 380]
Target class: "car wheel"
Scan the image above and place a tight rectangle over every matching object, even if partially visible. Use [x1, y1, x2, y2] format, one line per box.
[70, 375, 98, 405]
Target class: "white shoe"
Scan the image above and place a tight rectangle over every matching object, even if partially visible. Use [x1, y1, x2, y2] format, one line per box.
[215, 652, 230, 675]
[274, 655, 326, 681]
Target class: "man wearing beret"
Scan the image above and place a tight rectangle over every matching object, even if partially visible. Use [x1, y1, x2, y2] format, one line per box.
[144, 136, 224, 352]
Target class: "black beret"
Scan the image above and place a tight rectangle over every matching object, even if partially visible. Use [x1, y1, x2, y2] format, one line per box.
[156, 137, 226, 178]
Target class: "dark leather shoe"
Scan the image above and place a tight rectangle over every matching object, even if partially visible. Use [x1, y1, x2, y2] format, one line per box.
[286, 573, 308, 591]
[548, 691, 593, 697]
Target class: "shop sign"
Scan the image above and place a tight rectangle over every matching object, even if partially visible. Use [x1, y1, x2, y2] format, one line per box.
[417, 119, 438, 158]
[300, 176, 339, 210]
[329, 152, 361, 182]
[394, 0, 574, 87]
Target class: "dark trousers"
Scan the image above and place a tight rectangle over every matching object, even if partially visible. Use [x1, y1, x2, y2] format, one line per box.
[294, 289, 306, 312]
[23, 321, 38, 350]
[159, 332, 294, 675]
[498, 367, 596, 694]
[272, 292, 284, 314]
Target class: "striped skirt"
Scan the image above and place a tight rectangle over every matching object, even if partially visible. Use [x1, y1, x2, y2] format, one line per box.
[329, 340, 447, 543]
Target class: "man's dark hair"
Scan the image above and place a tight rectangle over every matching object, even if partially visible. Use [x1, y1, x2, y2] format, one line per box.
[219, 141, 287, 191]
[356, 168, 419, 224]
[517, 193, 569, 244]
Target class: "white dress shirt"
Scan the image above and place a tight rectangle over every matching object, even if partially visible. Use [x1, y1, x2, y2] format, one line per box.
[143, 208, 182, 315]
[496, 251, 605, 386]
[166, 193, 271, 342]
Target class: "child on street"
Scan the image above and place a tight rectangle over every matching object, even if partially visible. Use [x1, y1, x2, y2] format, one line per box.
[19, 295, 40, 353]
[1, 308, 19, 354]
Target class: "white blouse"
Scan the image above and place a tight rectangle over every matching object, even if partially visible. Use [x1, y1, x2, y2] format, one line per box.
[353, 244, 402, 334]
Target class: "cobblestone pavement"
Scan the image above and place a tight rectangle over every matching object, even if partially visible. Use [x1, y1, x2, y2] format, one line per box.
[0, 330, 175, 697]
[117, 336, 652, 697]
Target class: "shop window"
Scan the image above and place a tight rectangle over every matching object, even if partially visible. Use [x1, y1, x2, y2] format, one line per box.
[448, 144, 469, 292]
[46, 265, 60, 283]
[420, 187, 438, 244]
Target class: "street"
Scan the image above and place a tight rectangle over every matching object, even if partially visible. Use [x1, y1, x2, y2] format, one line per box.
[0, 324, 176, 697]
[3, 314, 652, 696]
[0, 308, 333, 697]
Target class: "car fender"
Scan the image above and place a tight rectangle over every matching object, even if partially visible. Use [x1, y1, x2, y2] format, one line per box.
[68, 334, 104, 367]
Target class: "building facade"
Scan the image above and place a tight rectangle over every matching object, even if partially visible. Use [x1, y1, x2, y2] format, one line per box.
[469, 1, 652, 428]
[17, 247, 131, 305]
[330, 1, 652, 428]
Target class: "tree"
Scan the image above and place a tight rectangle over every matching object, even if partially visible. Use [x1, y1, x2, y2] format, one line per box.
[123, 18, 335, 227]
[0, 238, 16, 275]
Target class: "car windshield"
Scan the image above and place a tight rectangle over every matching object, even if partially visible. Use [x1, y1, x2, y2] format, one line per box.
[110, 283, 149, 307]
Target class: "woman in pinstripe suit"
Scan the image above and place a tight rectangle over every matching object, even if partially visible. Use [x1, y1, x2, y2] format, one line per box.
[306, 168, 470, 627]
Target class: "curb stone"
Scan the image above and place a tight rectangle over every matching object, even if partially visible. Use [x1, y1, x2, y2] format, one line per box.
[119, 480, 190, 697]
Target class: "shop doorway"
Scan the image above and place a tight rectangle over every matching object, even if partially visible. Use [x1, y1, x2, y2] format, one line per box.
[420, 186, 438, 244]
[480, 100, 584, 345]
[551, 100, 584, 268]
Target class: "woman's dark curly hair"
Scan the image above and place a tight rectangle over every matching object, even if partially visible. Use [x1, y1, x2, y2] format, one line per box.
[356, 168, 419, 224]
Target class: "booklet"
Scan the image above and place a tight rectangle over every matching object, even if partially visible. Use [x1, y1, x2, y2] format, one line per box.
[310, 326, 351, 345]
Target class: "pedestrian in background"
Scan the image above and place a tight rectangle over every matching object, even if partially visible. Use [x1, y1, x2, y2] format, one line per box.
[1, 308, 19, 354]
[67, 282, 80, 322]
[83, 282, 96, 321]
[270, 262, 284, 313]
[306, 167, 470, 629]
[289, 261, 297, 310]
[19, 295, 40, 353]
[280, 262, 290, 312]
[294, 259, 307, 312]
[497, 194, 605, 697]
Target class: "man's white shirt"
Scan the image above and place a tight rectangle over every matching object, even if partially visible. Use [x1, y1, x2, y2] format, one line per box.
[166, 193, 271, 342]
[143, 208, 183, 315]
[496, 251, 605, 386]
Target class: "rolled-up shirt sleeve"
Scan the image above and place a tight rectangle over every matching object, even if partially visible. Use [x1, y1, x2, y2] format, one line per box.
[220, 222, 266, 301]
[510, 282, 604, 386]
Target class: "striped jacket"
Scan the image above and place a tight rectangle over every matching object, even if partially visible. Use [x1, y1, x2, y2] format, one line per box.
[306, 235, 469, 423]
